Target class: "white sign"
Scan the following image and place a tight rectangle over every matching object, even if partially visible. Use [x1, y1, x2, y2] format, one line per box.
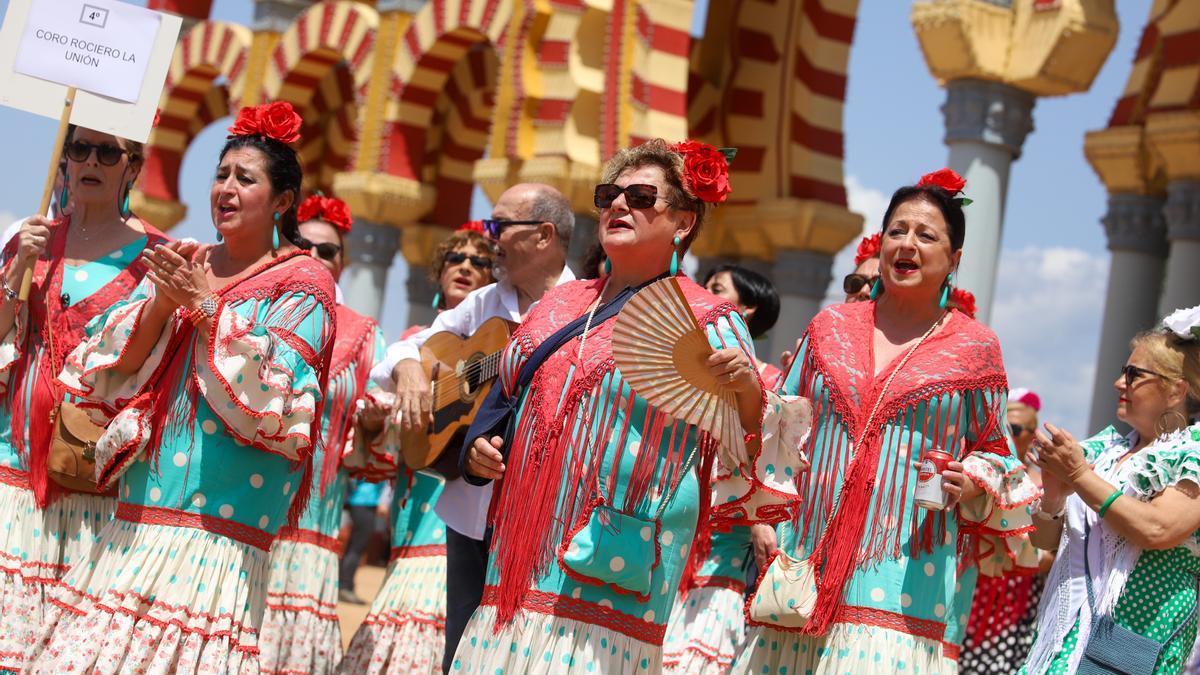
[0, 0, 180, 143]
[14, 0, 160, 103]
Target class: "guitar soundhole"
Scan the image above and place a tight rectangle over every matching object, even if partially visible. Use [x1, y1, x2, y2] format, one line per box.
[458, 352, 487, 401]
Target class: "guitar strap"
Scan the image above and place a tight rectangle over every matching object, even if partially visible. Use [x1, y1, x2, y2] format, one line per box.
[458, 274, 665, 484]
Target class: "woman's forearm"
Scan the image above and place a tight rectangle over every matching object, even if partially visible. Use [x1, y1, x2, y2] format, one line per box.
[112, 298, 174, 376]
[1068, 468, 1195, 550]
[736, 384, 763, 435]
[0, 259, 32, 339]
[1030, 518, 1063, 550]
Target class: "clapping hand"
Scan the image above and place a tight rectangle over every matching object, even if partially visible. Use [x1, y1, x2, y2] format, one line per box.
[142, 241, 210, 313]
[1031, 422, 1090, 487]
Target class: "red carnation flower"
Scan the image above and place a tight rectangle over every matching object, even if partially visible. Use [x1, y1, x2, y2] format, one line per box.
[672, 140, 732, 204]
[854, 232, 881, 266]
[297, 195, 352, 233]
[917, 167, 966, 195]
[949, 288, 976, 319]
[458, 220, 485, 234]
[227, 101, 302, 145]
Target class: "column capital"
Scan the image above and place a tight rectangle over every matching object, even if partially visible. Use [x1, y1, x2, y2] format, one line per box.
[252, 0, 315, 33]
[1084, 125, 1154, 195]
[376, 0, 426, 13]
[1102, 193, 1168, 257]
[346, 219, 401, 267]
[1145, 111, 1200, 183]
[771, 250, 833, 301]
[941, 79, 1035, 157]
[333, 171, 436, 227]
[1164, 180, 1200, 242]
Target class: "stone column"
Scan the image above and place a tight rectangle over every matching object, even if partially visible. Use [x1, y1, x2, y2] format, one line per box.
[1088, 194, 1168, 431]
[567, 215, 599, 278]
[341, 219, 401, 320]
[940, 79, 1035, 324]
[769, 250, 833, 363]
[1161, 181, 1200, 316]
[405, 263, 437, 329]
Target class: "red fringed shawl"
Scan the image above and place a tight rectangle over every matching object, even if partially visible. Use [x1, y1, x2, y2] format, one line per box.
[2, 216, 168, 506]
[487, 276, 748, 627]
[320, 306, 379, 493]
[789, 300, 1010, 635]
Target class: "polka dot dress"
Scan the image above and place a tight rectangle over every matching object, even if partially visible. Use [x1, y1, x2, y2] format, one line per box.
[960, 574, 1045, 673]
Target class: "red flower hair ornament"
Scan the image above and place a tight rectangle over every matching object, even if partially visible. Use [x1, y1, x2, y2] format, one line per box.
[854, 232, 881, 266]
[917, 168, 972, 207]
[227, 101, 303, 145]
[458, 220, 485, 234]
[297, 195, 352, 233]
[670, 140, 736, 205]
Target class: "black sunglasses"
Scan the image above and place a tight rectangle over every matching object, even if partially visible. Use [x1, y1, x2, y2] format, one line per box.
[444, 251, 492, 270]
[1008, 422, 1033, 438]
[843, 273, 879, 295]
[311, 242, 342, 262]
[66, 140, 129, 166]
[594, 183, 672, 210]
[481, 218, 542, 239]
[1121, 364, 1167, 390]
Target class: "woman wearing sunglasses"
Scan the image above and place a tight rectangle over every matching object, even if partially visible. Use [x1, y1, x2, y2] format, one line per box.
[0, 125, 171, 669]
[341, 223, 494, 674]
[26, 102, 338, 672]
[842, 231, 881, 303]
[257, 194, 388, 673]
[453, 139, 806, 672]
[1023, 310, 1200, 675]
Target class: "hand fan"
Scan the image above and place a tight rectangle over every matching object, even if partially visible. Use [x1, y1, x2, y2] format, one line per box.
[611, 277, 747, 464]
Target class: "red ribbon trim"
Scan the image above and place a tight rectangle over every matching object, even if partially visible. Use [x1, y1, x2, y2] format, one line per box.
[115, 502, 275, 551]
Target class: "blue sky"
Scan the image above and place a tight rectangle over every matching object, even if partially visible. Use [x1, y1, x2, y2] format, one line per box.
[0, 0, 1149, 434]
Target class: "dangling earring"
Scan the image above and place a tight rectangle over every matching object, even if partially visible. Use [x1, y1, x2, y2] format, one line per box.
[58, 185, 69, 212]
[869, 278, 883, 301]
[602, 258, 611, 275]
[216, 231, 223, 242]
[938, 272, 954, 310]
[431, 291, 441, 310]
[669, 235, 681, 276]
[120, 181, 132, 218]
[272, 212, 281, 250]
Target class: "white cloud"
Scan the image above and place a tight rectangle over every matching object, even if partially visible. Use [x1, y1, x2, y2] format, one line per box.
[992, 246, 1109, 437]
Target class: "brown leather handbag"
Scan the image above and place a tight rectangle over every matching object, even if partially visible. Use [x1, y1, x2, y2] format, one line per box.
[47, 402, 107, 493]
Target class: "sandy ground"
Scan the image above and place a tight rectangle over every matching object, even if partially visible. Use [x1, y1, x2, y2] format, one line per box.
[336, 563, 387, 648]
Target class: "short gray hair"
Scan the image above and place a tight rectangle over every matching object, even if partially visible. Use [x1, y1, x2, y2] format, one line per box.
[526, 187, 574, 250]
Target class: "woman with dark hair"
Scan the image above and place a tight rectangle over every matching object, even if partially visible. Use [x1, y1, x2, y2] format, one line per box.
[258, 195, 387, 674]
[341, 224, 494, 674]
[734, 169, 1038, 673]
[452, 139, 807, 671]
[26, 102, 337, 672]
[0, 125, 169, 671]
[700, 264, 783, 388]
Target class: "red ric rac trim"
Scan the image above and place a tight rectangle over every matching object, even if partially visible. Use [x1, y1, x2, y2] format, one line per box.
[481, 585, 667, 645]
[835, 605, 946, 643]
[116, 502, 274, 551]
[0, 464, 30, 490]
[389, 544, 447, 561]
[277, 526, 341, 553]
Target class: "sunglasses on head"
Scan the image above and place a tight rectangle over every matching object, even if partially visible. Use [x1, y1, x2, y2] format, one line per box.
[843, 273, 879, 295]
[444, 251, 492, 270]
[311, 242, 342, 262]
[1120, 364, 1167, 390]
[66, 140, 129, 166]
[594, 183, 672, 210]
[481, 218, 542, 239]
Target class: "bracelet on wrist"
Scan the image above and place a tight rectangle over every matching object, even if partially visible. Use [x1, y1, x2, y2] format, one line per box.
[1, 277, 19, 302]
[186, 294, 219, 326]
[1033, 500, 1066, 521]
[1097, 489, 1123, 518]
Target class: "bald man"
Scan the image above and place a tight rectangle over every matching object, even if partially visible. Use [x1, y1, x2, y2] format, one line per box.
[370, 183, 576, 672]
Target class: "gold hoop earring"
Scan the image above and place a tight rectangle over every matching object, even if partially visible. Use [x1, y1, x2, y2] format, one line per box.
[1155, 409, 1189, 437]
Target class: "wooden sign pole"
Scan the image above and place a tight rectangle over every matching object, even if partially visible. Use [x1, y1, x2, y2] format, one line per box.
[19, 86, 76, 301]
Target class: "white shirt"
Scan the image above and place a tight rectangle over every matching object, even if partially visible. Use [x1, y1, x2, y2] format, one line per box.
[370, 265, 577, 540]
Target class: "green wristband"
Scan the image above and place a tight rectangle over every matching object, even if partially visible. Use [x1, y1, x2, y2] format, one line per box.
[1098, 489, 1122, 518]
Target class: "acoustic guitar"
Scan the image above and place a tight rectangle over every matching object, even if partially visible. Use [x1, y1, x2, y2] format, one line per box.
[400, 316, 515, 470]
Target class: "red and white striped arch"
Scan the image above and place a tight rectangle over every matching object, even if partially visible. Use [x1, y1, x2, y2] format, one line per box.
[380, 0, 510, 184]
[139, 21, 252, 211]
[263, 1, 378, 192]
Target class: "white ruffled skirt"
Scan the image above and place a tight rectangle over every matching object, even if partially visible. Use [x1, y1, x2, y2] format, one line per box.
[25, 517, 269, 674]
[340, 547, 446, 675]
[663, 585, 746, 674]
[731, 623, 956, 675]
[258, 535, 343, 675]
[0, 473, 114, 671]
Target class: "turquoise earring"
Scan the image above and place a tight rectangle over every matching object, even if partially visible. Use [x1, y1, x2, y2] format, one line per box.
[869, 278, 883, 301]
[603, 258, 611, 275]
[216, 231, 223, 242]
[669, 235, 681, 276]
[120, 181, 132, 218]
[272, 212, 281, 250]
[431, 291, 441, 309]
[58, 185, 69, 212]
[938, 272, 953, 310]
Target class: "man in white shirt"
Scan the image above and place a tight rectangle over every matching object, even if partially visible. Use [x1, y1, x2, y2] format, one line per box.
[369, 183, 576, 672]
